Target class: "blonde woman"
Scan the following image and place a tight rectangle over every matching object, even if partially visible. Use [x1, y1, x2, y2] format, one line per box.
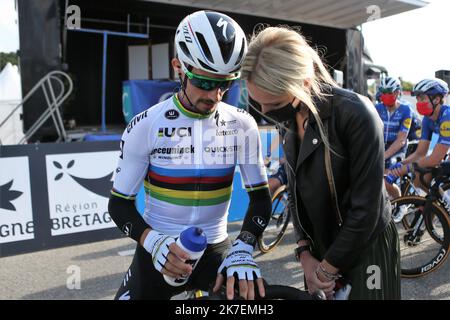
[241, 26, 400, 300]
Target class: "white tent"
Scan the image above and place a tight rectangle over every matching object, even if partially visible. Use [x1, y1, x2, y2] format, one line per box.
[0, 62, 22, 100]
[0, 62, 24, 145]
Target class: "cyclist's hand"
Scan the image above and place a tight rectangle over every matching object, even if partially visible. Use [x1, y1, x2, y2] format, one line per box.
[143, 230, 192, 278]
[388, 165, 407, 178]
[213, 239, 265, 300]
[388, 162, 402, 172]
[300, 253, 335, 300]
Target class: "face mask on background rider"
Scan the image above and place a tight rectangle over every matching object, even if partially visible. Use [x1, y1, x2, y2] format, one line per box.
[416, 95, 441, 117]
[416, 101, 433, 116]
[380, 93, 397, 107]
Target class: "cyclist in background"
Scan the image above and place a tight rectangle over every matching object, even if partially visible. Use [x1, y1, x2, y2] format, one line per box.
[268, 160, 287, 196]
[375, 77, 413, 203]
[108, 10, 271, 300]
[266, 128, 288, 196]
[405, 105, 422, 156]
[388, 78, 450, 217]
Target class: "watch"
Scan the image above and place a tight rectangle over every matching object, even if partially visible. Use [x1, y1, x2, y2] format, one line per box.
[294, 245, 310, 262]
[237, 231, 257, 247]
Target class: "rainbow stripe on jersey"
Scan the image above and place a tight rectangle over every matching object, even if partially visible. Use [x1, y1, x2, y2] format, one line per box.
[145, 165, 235, 206]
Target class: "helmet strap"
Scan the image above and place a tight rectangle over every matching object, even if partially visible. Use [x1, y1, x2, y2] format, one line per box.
[428, 95, 442, 117]
[178, 73, 199, 113]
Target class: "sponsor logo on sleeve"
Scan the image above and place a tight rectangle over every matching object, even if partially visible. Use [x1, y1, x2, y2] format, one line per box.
[403, 118, 412, 129]
[252, 216, 267, 229]
[416, 129, 422, 137]
[127, 111, 148, 133]
[440, 121, 450, 137]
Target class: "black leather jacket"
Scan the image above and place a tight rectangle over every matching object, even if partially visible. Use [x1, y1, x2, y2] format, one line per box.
[282, 86, 391, 272]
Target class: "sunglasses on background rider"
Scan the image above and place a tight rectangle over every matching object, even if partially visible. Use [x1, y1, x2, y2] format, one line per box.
[184, 69, 239, 91]
[379, 88, 396, 94]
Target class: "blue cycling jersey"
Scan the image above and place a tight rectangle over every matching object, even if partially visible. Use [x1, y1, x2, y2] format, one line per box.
[421, 105, 450, 146]
[375, 102, 413, 152]
[399, 99, 422, 141]
[408, 110, 422, 141]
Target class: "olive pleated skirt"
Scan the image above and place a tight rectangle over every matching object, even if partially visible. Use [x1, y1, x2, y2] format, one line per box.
[345, 220, 401, 300]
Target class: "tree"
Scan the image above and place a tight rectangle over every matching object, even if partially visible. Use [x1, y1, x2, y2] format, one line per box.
[0, 51, 19, 70]
[400, 78, 414, 92]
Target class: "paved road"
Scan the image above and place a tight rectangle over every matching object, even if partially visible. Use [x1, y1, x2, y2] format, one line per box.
[0, 223, 448, 300]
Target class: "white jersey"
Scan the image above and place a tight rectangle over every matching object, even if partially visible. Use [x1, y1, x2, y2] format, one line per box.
[112, 94, 268, 243]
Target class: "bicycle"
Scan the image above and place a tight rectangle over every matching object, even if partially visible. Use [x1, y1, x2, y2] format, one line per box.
[257, 184, 291, 253]
[390, 163, 450, 278]
[386, 140, 419, 197]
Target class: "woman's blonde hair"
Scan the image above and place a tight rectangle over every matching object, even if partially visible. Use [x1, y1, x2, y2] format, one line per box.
[241, 26, 338, 152]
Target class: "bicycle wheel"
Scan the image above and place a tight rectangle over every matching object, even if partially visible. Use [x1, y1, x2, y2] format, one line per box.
[258, 185, 291, 253]
[391, 196, 450, 278]
[417, 183, 450, 244]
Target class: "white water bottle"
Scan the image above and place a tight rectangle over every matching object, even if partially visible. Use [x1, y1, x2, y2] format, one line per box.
[163, 226, 207, 287]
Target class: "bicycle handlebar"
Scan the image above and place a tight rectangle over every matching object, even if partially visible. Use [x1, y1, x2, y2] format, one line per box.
[413, 165, 433, 187]
[414, 162, 450, 189]
[263, 285, 325, 300]
[191, 284, 325, 300]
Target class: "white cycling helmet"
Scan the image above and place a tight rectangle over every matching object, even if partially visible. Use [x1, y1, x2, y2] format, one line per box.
[380, 76, 402, 92]
[174, 10, 247, 76]
[412, 78, 449, 96]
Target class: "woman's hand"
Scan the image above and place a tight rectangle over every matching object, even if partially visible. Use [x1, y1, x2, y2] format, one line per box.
[300, 252, 336, 299]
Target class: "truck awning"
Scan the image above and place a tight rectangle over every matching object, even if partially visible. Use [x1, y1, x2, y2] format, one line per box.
[143, 0, 428, 29]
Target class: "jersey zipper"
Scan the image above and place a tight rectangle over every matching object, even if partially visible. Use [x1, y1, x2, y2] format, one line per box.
[192, 118, 201, 223]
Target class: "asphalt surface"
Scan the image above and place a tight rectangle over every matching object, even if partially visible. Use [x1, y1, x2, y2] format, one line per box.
[0, 222, 449, 300]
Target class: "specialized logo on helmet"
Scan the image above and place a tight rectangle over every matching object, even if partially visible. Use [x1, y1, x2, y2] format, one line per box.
[216, 18, 229, 40]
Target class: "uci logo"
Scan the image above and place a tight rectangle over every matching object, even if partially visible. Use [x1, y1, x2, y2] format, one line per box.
[158, 127, 192, 138]
[165, 109, 180, 120]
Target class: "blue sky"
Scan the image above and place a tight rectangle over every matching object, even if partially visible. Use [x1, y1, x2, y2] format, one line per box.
[1, 0, 448, 83]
